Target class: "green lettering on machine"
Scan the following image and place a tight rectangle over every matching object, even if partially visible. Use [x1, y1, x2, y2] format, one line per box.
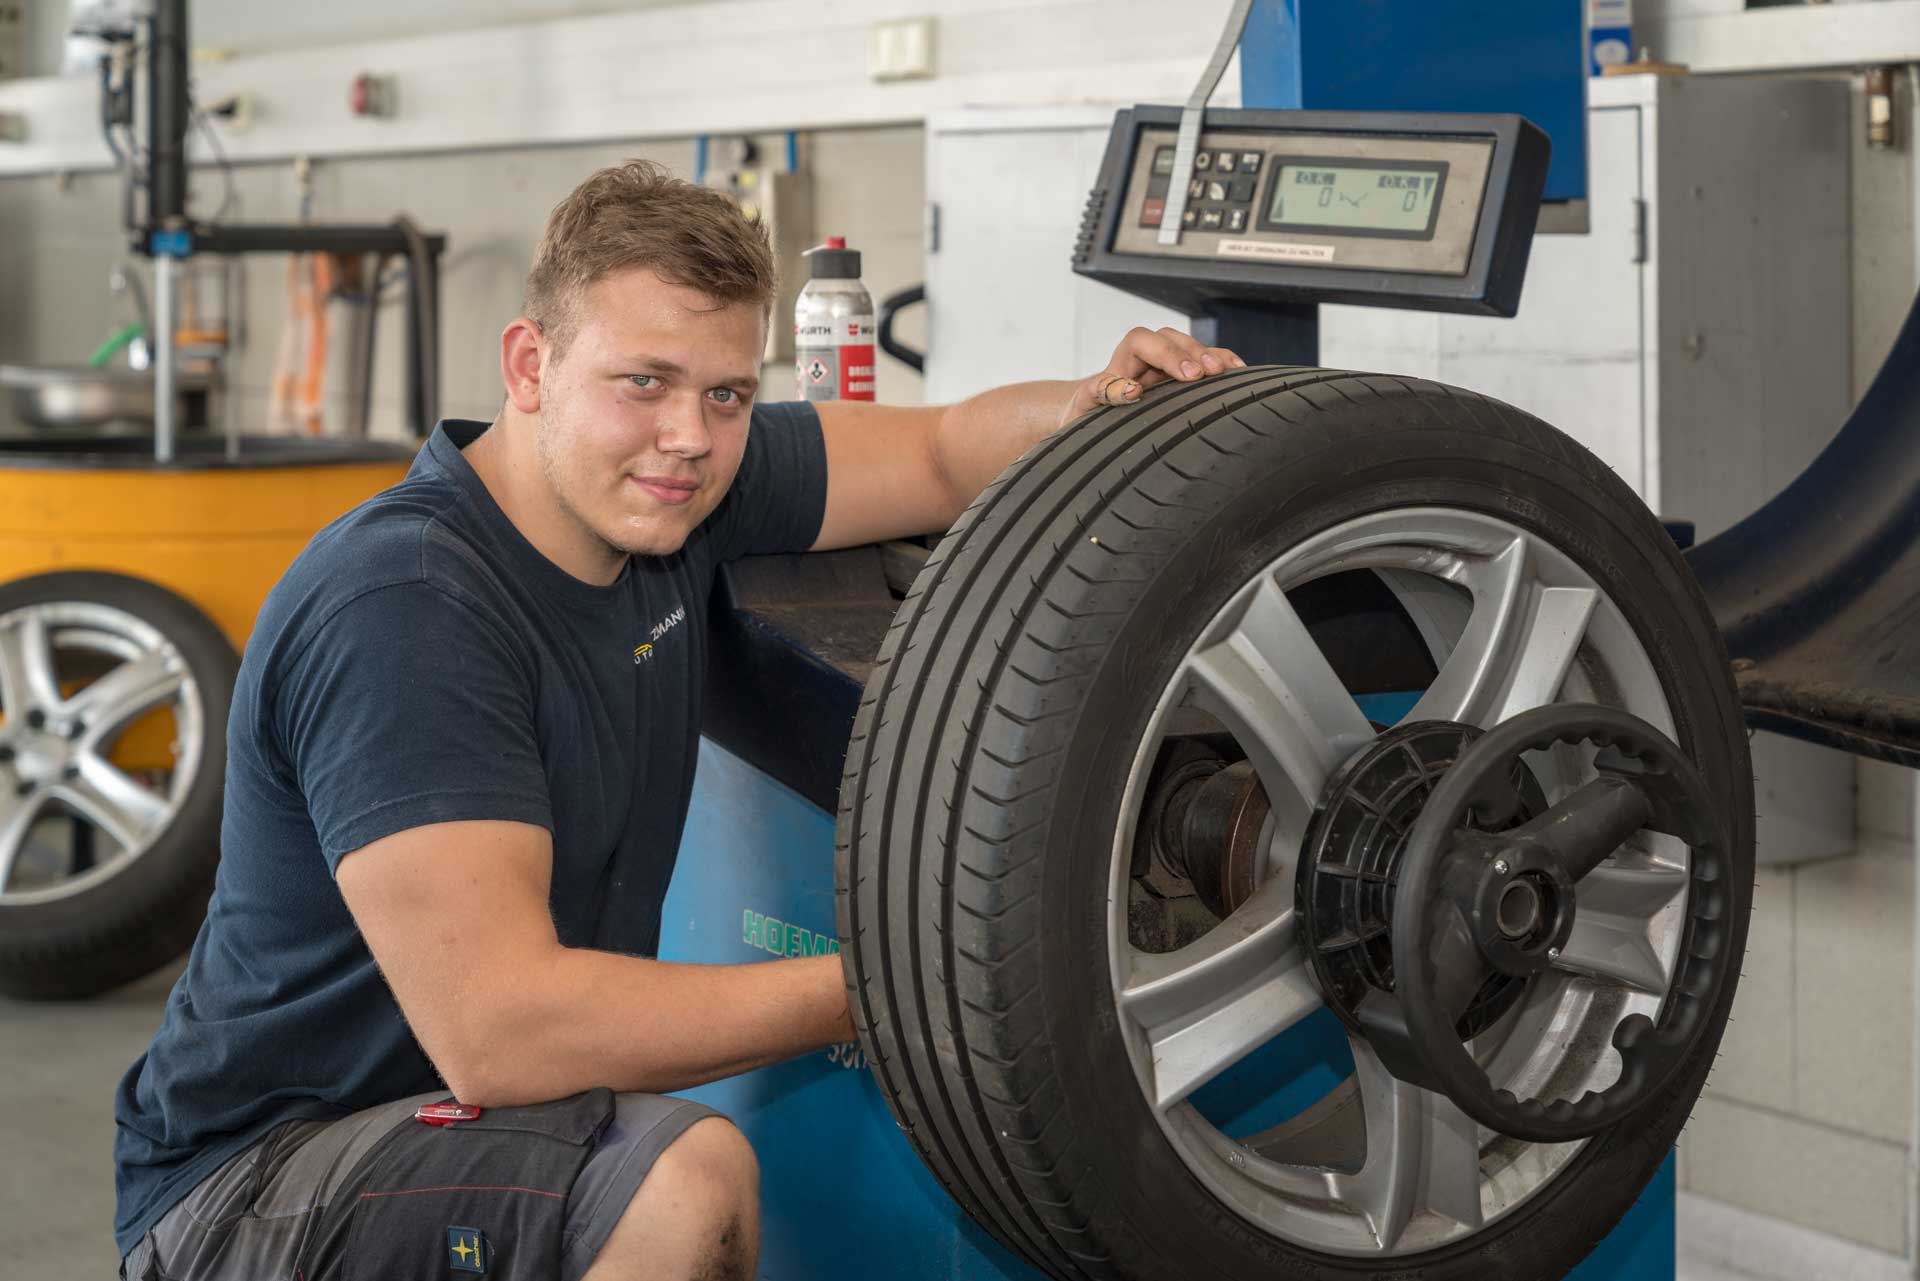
[741, 909, 840, 958]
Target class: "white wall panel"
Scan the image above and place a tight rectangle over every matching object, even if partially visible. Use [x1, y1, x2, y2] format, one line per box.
[0, 0, 1235, 177]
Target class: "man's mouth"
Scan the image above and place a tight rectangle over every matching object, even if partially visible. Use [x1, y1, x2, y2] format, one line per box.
[629, 475, 699, 507]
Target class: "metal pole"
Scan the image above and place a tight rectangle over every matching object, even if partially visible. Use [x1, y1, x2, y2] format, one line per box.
[154, 254, 177, 465]
[146, 0, 190, 229]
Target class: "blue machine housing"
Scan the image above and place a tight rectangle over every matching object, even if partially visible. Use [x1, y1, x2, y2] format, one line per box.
[1239, 0, 1589, 204]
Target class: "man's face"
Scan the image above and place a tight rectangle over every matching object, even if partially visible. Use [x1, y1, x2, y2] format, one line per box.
[533, 268, 764, 558]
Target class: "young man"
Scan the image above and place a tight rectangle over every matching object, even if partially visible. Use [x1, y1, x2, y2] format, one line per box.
[113, 160, 1243, 1281]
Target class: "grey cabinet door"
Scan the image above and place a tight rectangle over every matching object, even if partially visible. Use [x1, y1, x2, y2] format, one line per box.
[923, 109, 1188, 404]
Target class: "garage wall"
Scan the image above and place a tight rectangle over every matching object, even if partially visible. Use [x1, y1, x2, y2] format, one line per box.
[18, 0, 753, 79]
[0, 123, 930, 428]
[1675, 69, 1920, 1258]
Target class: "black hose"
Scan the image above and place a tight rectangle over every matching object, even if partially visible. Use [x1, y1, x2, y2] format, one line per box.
[877, 284, 927, 374]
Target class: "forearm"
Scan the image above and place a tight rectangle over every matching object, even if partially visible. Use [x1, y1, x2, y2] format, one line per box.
[930, 379, 1079, 508]
[452, 948, 851, 1105]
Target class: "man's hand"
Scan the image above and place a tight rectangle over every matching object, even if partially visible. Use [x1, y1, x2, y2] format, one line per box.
[1057, 326, 1248, 428]
[811, 327, 1246, 550]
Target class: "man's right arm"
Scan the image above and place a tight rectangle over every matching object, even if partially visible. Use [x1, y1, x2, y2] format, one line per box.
[337, 817, 854, 1106]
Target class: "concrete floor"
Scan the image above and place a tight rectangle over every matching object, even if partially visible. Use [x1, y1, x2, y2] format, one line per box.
[1, 959, 184, 1281]
[0, 959, 1782, 1281]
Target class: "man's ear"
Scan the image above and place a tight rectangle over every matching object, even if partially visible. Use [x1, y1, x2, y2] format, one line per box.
[501, 317, 546, 414]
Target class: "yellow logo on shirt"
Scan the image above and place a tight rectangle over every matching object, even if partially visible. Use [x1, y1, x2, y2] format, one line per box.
[632, 643, 653, 664]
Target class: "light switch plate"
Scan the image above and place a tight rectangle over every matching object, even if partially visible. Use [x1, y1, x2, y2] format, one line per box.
[869, 17, 936, 82]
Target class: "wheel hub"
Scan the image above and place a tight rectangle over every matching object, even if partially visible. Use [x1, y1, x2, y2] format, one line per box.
[6, 722, 74, 789]
[1357, 704, 1731, 1143]
[1294, 720, 1549, 1040]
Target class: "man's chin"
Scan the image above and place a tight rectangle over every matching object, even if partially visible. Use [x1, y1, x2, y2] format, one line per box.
[607, 519, 694, 559]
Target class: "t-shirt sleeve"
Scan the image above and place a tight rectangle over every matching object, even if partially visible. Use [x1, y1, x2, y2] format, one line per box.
[703, 400, 829, 562]
[272, 581, 553, 872]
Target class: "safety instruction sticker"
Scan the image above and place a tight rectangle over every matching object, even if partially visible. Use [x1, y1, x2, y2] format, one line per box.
[795, 342, 876, 402]
[1217, 239, 1336, 263]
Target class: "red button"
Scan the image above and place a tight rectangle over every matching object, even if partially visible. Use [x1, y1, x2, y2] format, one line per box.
[416, 1102, 483, 1126]
[1140, 198, 1166, 228]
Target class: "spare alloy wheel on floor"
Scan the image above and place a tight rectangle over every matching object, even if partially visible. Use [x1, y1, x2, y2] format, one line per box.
[0, 571, 237, 999]
[837, 367, 1752, 1280]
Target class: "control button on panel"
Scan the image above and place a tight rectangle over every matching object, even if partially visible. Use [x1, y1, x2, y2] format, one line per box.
[1199, 208, 1224, 230]
[1226, 207, 1249, 232]
[1152, 147, 1176, 177]
[1194, 151, 1212, 171]
[1215, 150, 1237, 173]
[1140, 198, 1166, 229]
[1182, 208, 1199, 228]
[1240, 151, 1264, 174]
[1207, 180, 1229, 201]
[1188, 178, 1206, 199]
[1229, 175, 1256, 203]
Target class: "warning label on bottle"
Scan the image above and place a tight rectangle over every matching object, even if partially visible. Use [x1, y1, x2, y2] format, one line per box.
[796, 335, 876, 401]
[839, 344, 875, 400]
[797, 347, 837, 401]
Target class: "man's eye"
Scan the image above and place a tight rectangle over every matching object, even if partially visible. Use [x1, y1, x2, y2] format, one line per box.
[709, 388, 738, 405]
[627, 375, 657, 390]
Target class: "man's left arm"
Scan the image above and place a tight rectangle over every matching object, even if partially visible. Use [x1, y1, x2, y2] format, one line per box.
[811, 326, 1244, 551]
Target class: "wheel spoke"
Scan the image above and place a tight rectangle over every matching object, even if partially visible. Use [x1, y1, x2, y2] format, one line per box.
[71, 650, 185, 743]
[0, 787, 50, 893]
[1334, 1036, 1485, 1250]
[0, 611, 63, 723]
[56, 753, 170, 850]
[1183, 576, 1375, 811]
[1506, 777, 1656, 883]
[1408, 540, 1597, 730]
[1489, 587, 1598, 724]
[1555, 863, 1686, 995]
[1118, 877, 1324, 1109]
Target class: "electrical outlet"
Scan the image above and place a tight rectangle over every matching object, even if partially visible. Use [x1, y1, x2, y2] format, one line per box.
[207, 91, 257, 135]
[869, 17, 935, 82]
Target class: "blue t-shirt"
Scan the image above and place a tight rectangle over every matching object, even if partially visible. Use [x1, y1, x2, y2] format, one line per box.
[113, 406, 828, 1255]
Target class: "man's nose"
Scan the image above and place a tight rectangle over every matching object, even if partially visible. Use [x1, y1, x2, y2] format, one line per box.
[656, 394, 712, 457]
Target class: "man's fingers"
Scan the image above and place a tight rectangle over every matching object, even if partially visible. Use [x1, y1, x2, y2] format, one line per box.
[1110, 326, 1201, 383]
[1083, 329, 1251, 415]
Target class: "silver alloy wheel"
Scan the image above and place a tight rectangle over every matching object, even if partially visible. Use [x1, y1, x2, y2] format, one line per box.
[1108, 507, 1690, 1257]
[0, 601, 203, 905]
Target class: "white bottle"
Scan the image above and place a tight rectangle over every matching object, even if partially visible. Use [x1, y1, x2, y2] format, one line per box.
[794, 237, 875, 402]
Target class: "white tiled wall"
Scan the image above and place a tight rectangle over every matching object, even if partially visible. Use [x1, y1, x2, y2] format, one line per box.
[1683, 745, 1917, 1263]
[1681, 830, 1915, 1255]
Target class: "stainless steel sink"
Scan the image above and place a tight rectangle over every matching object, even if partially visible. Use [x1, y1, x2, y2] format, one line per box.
[0, 365, 212, 432]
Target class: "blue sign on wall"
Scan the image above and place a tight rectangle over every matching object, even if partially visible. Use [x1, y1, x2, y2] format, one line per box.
[1239, 0, 1589, 204]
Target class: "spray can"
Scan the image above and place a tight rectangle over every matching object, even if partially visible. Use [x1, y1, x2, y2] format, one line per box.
[794, 237, 875, 402]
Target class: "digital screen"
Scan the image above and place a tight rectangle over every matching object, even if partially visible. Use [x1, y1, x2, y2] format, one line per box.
[1266, 161, 1446, 238]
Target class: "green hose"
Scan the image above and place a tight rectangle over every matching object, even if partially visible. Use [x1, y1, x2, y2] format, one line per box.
[87, 323, 146, 369]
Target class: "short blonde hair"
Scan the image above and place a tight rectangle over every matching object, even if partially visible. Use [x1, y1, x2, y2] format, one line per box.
[523, 159, 777, 360]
